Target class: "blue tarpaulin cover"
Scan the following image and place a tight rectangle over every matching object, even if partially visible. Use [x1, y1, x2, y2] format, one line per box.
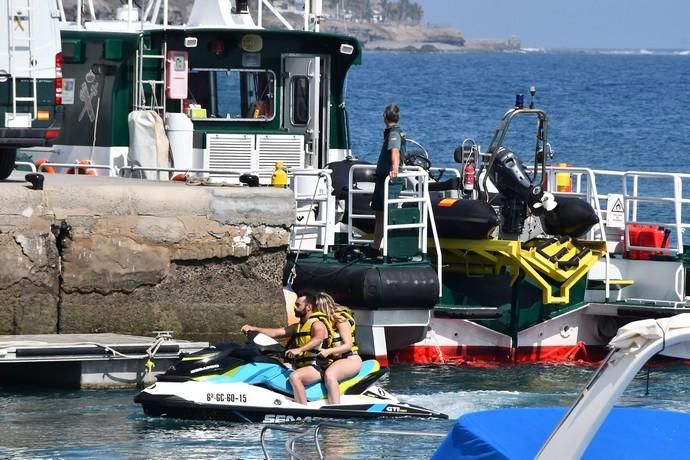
[432, 407, 690, 460]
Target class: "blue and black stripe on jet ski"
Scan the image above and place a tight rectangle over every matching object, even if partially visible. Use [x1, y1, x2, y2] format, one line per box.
[136, 393, 447, 422]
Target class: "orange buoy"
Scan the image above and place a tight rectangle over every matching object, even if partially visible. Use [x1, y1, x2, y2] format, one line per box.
[34, 159, 56, 174]
[171, 173, 188, 182]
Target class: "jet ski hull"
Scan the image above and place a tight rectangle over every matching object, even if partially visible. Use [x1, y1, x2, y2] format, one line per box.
[135, 381, 446, 422]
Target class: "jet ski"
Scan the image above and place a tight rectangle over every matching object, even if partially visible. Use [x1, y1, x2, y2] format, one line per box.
[134, 332, 447, 422]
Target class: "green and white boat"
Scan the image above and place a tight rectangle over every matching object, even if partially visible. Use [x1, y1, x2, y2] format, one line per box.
[15, 0, 690, 366]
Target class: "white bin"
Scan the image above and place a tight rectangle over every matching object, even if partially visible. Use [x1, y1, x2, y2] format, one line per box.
[165, 113, 197, 175]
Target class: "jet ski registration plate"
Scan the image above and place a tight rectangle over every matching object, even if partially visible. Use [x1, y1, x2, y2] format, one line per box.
[206, 393, 248, 403]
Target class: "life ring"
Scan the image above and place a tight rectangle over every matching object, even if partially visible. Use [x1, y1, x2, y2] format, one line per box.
[66, 160, 97, 176]
[34, 160, 56, 174]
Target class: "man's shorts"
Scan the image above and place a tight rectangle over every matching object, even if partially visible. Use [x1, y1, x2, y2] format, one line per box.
[370, 177, 403, 211]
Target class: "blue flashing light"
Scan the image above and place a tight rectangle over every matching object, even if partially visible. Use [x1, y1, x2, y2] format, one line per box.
[515, 93, 524, 109]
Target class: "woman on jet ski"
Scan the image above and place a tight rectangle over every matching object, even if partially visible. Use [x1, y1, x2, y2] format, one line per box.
[240, 290, 331, 405]
[315, 292, 363, 405]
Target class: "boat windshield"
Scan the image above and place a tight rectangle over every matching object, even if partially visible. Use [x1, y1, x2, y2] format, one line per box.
[187, 68, 276, 121]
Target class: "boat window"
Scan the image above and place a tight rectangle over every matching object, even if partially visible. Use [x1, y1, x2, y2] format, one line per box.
[291, 76, 309, 125]
[186, 69, 275, 121]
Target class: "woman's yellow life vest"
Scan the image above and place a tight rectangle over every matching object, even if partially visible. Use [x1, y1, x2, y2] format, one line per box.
[292, 311, 334, 368]
[330, 310, 358, 359]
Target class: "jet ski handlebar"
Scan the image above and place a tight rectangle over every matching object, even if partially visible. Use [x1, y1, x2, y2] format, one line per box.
[245, 331, 286, 355]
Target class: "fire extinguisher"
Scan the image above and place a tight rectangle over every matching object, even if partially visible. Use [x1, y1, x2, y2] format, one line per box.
[463, 161, 475, 197]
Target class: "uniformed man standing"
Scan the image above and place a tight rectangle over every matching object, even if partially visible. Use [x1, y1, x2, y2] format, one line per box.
[370, 103, 404, 252]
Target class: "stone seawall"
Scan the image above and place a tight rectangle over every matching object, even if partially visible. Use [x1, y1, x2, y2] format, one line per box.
[0, 173, 294, 343]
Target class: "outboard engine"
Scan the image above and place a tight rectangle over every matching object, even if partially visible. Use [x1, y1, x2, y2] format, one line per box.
[489, 148, 598, 239]
[484, 90, 599, 240]
[489, 148, 543, 238]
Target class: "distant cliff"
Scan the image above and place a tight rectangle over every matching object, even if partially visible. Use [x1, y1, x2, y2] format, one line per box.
[61, 0, 521, 52]
[321, 19, 521, 52]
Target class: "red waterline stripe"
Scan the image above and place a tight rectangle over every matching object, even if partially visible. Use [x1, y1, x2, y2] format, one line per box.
[390, 343, 610, 365]
[375, 354, 389, 367]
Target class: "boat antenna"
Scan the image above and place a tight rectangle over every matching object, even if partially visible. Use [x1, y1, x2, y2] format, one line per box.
[339, 102, 352, 158]
[529, 85, 537, 109]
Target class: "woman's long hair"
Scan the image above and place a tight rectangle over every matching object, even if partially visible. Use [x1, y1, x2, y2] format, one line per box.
[315, 292, 352, 325]
[314, 291, 337, 325]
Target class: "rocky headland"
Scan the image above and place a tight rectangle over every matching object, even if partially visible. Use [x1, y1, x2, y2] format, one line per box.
[60, 0, 521, 52]
[322, 19, 520, 52]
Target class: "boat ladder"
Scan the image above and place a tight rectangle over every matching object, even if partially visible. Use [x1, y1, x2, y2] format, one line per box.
[134, 38, 167, 115]
[7, 0, 38, 122]
[260, 421, 446, 460]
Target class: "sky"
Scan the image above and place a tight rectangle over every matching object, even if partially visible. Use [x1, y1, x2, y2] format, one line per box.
[415, 0, 690, 50]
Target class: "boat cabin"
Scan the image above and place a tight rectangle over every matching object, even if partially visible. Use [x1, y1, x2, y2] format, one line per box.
[30, 0, 361, 182]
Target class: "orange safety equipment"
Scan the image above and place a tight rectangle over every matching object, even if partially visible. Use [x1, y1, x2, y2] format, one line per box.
[66, 160, 97, 176]
[34, 160, 56, 174]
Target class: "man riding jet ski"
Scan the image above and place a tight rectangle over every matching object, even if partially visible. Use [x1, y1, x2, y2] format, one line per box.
[133, 331, 447, 422]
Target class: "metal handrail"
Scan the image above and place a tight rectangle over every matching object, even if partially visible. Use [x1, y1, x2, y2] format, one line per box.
[346, 164, 442, 294]
[261, 421, 447, 460]
[36, 162, 116, 176]
[540, 165, 690, 302]
[119, 165, 274, 181]
[260, 424, 310, 460]
[60, 0, 320, 33]
[347, 165, 428, 249]
[290, 169, 333, 255]
[14, 161, 37, 172]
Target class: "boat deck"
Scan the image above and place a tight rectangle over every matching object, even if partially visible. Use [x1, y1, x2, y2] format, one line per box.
[0, 333, 208, 389]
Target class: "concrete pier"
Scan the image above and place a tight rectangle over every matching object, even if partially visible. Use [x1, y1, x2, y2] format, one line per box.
[0, 332, 209, 388]
[0, 172, 295, 344]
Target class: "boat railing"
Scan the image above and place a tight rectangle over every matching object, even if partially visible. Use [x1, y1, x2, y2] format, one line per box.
[260, 421, 447, 460]
[540, 165, 690, 302]
[545, 166, 690, 255]
[347, 164, 443, 294]
[259, 424, 311, 460]
[57, 0, 322, 32]
[119, 165, 268, 181]
[428, 167, 461, 199]
[56, 0, 169, 30]
[289, 169, 333, 255]
[14, 162, 37, 173]
[347, 165, 427, 251]
[621, 170, 690, 256]
[36, 162, 117, 176]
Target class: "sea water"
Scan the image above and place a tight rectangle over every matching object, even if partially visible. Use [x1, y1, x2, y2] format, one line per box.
[347, 51, 690, 175]
[3, 51, 690, 459]
[2, 365, 690, 459]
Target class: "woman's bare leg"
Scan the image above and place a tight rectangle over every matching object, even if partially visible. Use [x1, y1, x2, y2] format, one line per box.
[324, 355, 363, 404]
[288, 366, 323, 405]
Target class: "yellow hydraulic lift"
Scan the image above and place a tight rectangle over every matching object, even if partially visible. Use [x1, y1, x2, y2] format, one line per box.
[431, 237, 607, 304]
